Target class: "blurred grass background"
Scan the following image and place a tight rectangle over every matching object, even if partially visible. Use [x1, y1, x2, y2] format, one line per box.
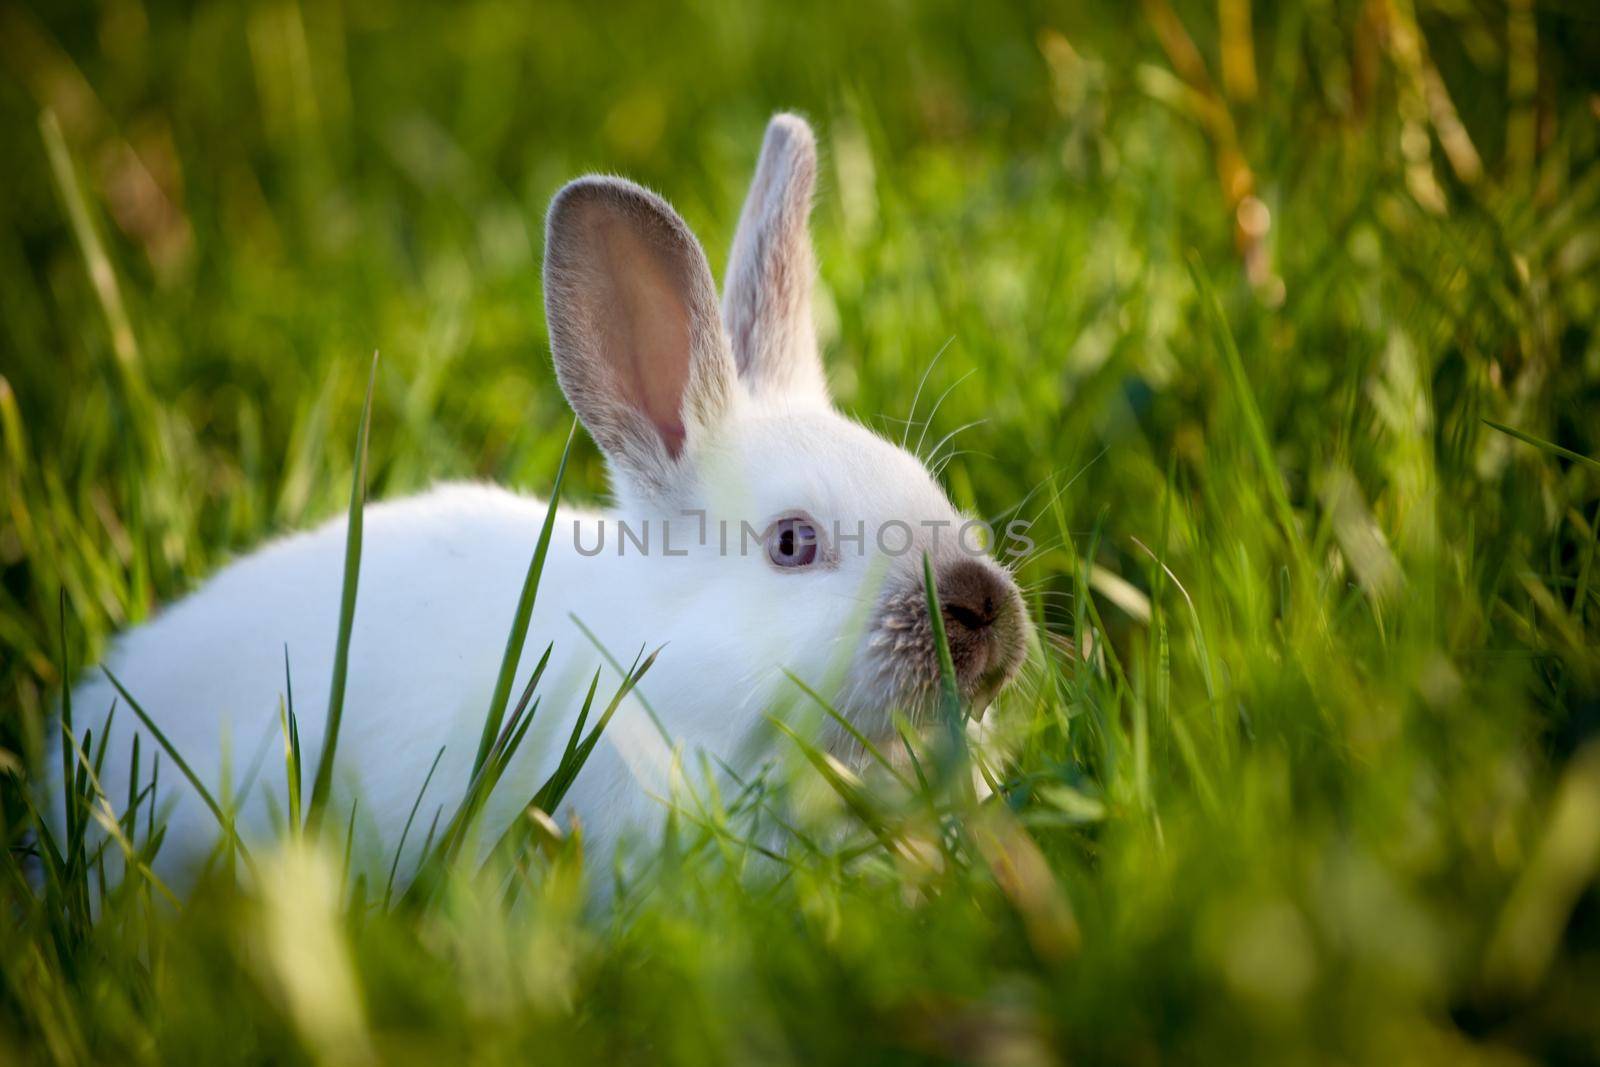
[3, 0, 1600, 1062]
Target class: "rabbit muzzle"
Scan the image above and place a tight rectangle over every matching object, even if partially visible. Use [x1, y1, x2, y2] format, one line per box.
[863, 557, 1030, 724]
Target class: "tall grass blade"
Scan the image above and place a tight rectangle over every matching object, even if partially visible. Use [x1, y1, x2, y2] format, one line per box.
[443, 644, 554, 858]
[484, 647, 659, 867]
[402, 645, 560, 906]
[384, 745, 444, 909]
[306, 351, 379, 835]
[38, 111, 149, 408]
[473, 419, 578, 778]
[1184, 252, 1316, 595]
[60, 723, 178, 906]
[122, 733, 141, 841]
[767, 716, 902, 858]
[782, 669, 913, 790]
[921, 553, 963, 740]
[341, 798, 359, 897]
[531, 646, 659, 816]
[1482, 418, 1600, 473]
[570, 612, 673, 745]
[103, 668, 256, 878]
[56, 594, 78, 876]
[279, 695, 301, 836]
[283, 644, 302, 831]
[552, 669, 603, 791]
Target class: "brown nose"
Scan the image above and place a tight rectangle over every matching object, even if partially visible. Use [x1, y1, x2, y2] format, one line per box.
[939, 559, 1009, 637]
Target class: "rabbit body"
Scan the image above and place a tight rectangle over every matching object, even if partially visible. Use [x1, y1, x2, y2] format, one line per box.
[70, 484, 699, 881]
[59, 114, 1032, 887]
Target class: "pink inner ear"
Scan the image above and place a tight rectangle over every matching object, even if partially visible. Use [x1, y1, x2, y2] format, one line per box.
[615, 252, 689, 456]
[596, 216, 693, 457]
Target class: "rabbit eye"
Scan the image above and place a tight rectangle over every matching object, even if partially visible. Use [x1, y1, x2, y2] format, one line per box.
[767, 516, 819, 569]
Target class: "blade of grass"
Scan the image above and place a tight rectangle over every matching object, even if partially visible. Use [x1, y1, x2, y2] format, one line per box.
[57, 593, 78, 876]
[147, 751, 160, 846]
[782, 669, 913, 790]
[278, 698, 300, 836]
[61, 722, 178, 906]
[767, 716, 905, 859]
[416, 807, 442, 872]
[384, 745, 444, 909]
[38, 111, 150, 411]
[441, 643, 554, 861]
[341, 798, 359, 898]
[104, 667, 257, 878]
[490, 698, 540, 787]
[532, 646, 660, 815]
[712, 755, 823, 856]
[472, 418, 577, 778]
[569, 612, 673, 746]
[895, 714, 933, 796]
[282, 644, 301, 831]
[921, 552, 965, 746]
[485, 647, 660, 867]
[551, 668, 603, 791]
[1482, 418, 1600, 473]
[92, 702, 116, 780]
[498, 643, 554, 762]
[306, 351, 378, 836]
[1185, 252, 1319, 600]
[121, 732, 141, 841]
[403, 645, 562, 905]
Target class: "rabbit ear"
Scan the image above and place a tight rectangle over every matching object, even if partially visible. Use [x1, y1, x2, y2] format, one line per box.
[544, 177, 736, 498]
[722, 113, 829, 402]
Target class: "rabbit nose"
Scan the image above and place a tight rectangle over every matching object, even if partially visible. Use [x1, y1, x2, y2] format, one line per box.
[938, 559, 1008, 636]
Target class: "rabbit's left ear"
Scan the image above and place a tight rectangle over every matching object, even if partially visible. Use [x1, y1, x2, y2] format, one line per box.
[722, 113, 829, 402]
[544, 177, 737, 500]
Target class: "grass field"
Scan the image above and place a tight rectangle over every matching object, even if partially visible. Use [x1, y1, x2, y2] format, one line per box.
[3, 1, 1600, 1062]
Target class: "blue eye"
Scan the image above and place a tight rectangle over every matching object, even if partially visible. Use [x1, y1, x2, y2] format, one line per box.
[767, 516, 819, 568]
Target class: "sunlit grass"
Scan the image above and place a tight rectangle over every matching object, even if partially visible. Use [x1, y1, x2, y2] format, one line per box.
[3, 1, 1599, 1062]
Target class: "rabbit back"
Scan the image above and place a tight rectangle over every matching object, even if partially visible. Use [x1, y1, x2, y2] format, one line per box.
[62, 483, 681, 885]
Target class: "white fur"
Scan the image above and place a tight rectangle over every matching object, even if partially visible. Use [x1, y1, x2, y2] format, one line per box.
[59, 115, 1017, 887]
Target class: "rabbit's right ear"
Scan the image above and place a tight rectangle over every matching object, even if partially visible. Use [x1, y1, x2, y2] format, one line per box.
[544, 177, 737, 499]
[722, 113, 829, 402]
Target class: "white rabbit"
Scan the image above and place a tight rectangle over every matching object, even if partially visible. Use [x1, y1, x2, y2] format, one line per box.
[60, 114, 1031, 886]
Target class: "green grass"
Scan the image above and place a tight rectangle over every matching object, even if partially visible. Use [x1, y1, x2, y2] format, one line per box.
[3, 0, 1600, 1062]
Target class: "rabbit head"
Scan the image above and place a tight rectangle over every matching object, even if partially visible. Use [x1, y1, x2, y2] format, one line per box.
[543, 114, 1029, 737]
